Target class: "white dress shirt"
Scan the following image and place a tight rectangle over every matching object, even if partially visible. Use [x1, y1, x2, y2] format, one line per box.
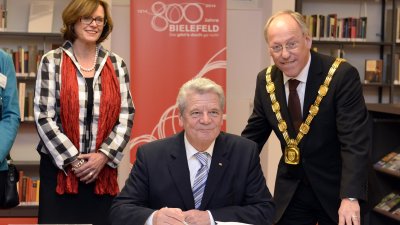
[283, 52, 311, 115]
[145, 134, 216, 225]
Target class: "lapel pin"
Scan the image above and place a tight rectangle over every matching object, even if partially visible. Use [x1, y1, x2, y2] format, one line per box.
[218, 162, 223, 166]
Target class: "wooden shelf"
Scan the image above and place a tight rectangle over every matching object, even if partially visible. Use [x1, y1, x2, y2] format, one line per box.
[367, 104, 400, 116]
[12, 161, 40, 166]
[363, 83, 392, 87]
[0, 205, 38, 217]
[373, 208, 400, 222]
[312, 40, 392, 46]
[0, 31, 61, 38]
[16, 76, 37, 81]
[374, 166, 400, 178]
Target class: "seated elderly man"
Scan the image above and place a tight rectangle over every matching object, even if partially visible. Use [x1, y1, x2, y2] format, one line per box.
[109, 77, 275, 225]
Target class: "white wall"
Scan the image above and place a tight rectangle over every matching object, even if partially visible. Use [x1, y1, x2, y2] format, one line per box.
[110, 1, 132, 187]
[226, 0, 273, 192]
[112, 0, 295, 192]
[110, 1, 130, 71]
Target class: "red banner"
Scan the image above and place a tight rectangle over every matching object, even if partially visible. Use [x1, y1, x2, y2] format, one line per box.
[130, 0, 227, 163]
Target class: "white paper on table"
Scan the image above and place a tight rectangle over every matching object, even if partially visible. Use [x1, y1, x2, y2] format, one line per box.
[215, 222, 253, 225]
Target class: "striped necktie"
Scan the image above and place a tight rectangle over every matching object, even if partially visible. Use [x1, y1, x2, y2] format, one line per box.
[192, 152, 209, 209]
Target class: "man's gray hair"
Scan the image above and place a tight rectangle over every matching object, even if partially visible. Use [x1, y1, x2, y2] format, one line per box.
[177, 77, 225, 113]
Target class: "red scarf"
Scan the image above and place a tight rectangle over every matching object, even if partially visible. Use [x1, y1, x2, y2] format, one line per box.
[57, 52, 121, 195]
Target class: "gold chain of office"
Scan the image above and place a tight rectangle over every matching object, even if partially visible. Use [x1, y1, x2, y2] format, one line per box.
[265, 58, 345, 165]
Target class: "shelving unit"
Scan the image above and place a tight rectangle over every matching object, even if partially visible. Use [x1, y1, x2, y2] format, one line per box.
[0, 31, 62, 48]
[0, 161, 39, 224]
[367, 103, 400, 225]
[295, 0, 400, 104]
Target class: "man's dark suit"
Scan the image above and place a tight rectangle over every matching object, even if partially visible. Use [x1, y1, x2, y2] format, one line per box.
[241, 50, 370, 223]
[109, 131, 275, 225]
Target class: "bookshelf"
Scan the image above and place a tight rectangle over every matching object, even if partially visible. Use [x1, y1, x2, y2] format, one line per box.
[367, 103, 400, 225]
[0, 0, 68, 222]
[295, 0, 400, 104]
[0, 161, 40, 222]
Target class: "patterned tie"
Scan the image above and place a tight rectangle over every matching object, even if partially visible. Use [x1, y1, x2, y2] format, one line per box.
[288, 79, 302, 133]
[192, 152, 209, 209]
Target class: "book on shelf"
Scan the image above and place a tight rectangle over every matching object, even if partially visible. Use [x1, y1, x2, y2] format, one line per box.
[18, 82, 26, 122]
[25, 90, 34, 121]
[327, 13, 337, 40]
[17, 170, 40, 206]
[385, 53, 400, 85]
[382, 54, 389, 84]
[385, 7, 400, 43]
[16, 85, 35, 122]
[374, 192, 400, 220]
[28, 0, 55, 33]
[0, 3, 6, 31]
[385, 8, 394, 42]
[364, 59, 383, 84]
[303, 13, 367, 41]
[397, 7, 400, 43]
[8, 45, 42, 78]
[28, 45, 38, 77]
[13, 47, 29, 77]
[304, 14, 325, 40]
[373, 151, 400, 177]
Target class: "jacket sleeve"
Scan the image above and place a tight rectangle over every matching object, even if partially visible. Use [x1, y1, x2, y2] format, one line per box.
[241, 70, 273, 153]
[34, 50, 79, 169]
[109, 146, 155, 225]
[335, 63, 370, 201]
[209, 142, 275, 225]
[0, 50, 20, 165]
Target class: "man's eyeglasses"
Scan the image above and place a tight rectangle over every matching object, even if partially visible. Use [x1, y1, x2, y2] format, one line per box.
[270, 41, 299, 53]
[80, 16, 106, 26]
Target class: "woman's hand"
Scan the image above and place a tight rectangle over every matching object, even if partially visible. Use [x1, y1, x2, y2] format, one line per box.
[73, 152, 109, 183]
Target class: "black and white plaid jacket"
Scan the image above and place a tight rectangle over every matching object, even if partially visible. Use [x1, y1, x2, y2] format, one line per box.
[34, 41, 135, 170]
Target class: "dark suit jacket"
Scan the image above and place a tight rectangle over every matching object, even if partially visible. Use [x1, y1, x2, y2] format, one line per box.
[241, 51, 370, 223]
[109, 131, 275, 225]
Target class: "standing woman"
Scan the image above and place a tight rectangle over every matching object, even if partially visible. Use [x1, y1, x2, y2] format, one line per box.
[34, 0, 135, 224]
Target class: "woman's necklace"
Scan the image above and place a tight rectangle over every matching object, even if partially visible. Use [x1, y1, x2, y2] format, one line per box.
[77, 46, 99, 72]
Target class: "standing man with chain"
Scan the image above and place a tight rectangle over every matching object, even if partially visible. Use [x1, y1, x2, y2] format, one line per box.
[241, 10, 370, 225]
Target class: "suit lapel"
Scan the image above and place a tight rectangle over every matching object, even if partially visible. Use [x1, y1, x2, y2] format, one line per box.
[167, 132, 195, 210]
[300, 51, 328, 151]
[303, 51, 325, 118]
[200, 133, 229, 209]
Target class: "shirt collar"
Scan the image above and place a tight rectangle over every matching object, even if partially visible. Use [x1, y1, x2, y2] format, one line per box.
[184, 133, 215, 160]
[283, 52, 311, 85]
